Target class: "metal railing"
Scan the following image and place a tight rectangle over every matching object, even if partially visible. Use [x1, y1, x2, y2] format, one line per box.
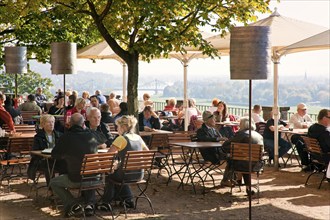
[152, 101, 318, 121]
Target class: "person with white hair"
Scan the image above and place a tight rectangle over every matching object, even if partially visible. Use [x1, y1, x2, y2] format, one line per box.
[289, 103, 314, 171]
[95, 90, 106, 104]
[220, 117, 264, 194]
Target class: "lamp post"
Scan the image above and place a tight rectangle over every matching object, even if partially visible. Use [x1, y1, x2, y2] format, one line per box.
[230, 26, 271, 220]
[4, 46, 28, 99]
[50, 42, 77, 112]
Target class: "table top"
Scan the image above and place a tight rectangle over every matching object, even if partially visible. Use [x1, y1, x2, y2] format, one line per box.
[32, 115, 64, 119]
[30, 150, 52, 158]
[171, 141, 223, 149]
[8, 132, 36, 139]
[280, 128, 308, 135]
[216, 121, 240, 126]
[140, 129, 173, 137]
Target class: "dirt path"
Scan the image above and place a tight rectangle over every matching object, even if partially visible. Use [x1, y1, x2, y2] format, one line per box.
[1, 164, 329, 220]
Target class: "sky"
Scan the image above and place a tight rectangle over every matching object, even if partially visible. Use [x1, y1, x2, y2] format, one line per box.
[75, 0, 330, 83]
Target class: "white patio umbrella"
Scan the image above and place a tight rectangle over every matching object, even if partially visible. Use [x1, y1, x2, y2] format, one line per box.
[277, 29, 330, 56]
[77, 41, 127, 101]
[166, 32, 229, 131]
[203, 8, 327, 168]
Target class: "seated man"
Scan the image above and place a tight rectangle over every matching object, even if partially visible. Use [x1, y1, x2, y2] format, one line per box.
[244, 104, 265, 123]
[85, 107, 115, 148]
[307, 109, 330, 164]
[138, 106, 161, 132]
[196, 111, 227, 165]
[289, 103, 314, 171]
[221, 117, 264, 193]
[263, 110, 291, 162]
[50, 113, 105, 217]
[18, 94, 42, 115]
[35, 87, 47, 111]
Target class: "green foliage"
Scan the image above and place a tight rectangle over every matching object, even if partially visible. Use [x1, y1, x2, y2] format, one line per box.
[0, 71, 53, 98]
[0, 0, 271, 115]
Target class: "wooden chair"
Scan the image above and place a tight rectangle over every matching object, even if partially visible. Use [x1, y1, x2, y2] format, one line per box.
[109, 150, 156, 218]
[20, 110, 40, 124]
[70, 152, 117, 218]
[229, 142, 264, 202]
[148, 133, 170, 177]
[0, 137, 34, 191]
[301, 136, 328, 189]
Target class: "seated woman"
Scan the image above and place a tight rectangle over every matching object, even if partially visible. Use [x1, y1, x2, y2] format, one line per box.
[4, 96, 22, 125]
[163, 97, 178, 113]
[65, 97, 87, 124]
[48, 93, 65, 116]
[100, 103, 115, 124]
[178, 98, 201, 126]
[27, 114, 65, 185]
[98, 115, 149, 210]
[113, 102, 128, 122]
[213, 100, 238, 136]
[220, 117, 264, 195]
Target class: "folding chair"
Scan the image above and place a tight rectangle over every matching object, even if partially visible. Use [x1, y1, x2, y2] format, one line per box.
[0, 136, 34, 191]
[69, 152, 117, 219]
[229, 142, 264, 203]
[109, 150, 156, 218]
[148, 133, 170, 177]
[167, 133, 194, 186]
[301, 136, 328, 189]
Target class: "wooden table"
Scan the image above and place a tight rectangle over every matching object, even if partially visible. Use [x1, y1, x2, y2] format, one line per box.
[169, 141, 224, 193]
[216, 121, 240, 126]
[140, 129, 173, 137]
[279, 128, 308, 167]
[8, 132, 36, 139]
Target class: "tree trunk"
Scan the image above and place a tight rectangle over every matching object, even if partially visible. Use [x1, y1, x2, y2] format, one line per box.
[126, 53, 139, 118]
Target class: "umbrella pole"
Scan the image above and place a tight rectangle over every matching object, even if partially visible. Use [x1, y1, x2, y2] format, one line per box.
[273, 55, 280, 170]
[15, 73, 18, 98]
[63, 74, 66, 113]
[122, 63, 127, 102]
[248, 79, 252, 220]
[183, 60, 189, 131]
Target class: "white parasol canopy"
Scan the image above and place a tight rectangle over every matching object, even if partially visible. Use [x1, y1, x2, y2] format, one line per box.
[203, 8, 327, 168]
[77, 41, 127, 101]
[277, 29, 330, 56]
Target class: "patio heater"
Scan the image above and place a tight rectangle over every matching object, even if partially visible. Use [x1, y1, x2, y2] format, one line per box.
[230, 26, 271, 220]
[50, 42, 77, 118]
[4, 46, 28, 99]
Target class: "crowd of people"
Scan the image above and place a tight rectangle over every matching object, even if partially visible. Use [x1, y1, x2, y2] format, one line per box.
[1, 88, 329, 218]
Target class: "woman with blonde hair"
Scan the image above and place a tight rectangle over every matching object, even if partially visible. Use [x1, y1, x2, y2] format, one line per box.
[28, 114, 64, 185]
[65, 98, 87, 124]
[98, 115, 149, 211]
[82, 91, 90, 106]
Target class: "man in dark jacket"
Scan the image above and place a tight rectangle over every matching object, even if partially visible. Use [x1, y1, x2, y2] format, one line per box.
[85, 107, 115, 147]
[221, 117, 264, 193]
[196, 111, 227, 164]
[49, 113, 103, 217]
[307, 109, 330, 163]
[138, 105, 161, 131]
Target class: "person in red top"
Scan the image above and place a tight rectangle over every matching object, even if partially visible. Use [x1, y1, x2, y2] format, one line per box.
[0, 93, 16, 132]
[65, 98, 87, 128]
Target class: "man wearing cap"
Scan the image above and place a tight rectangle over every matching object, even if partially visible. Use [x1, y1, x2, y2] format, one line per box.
[196, 111, 227, 164]
[289, 103, 314, 171]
